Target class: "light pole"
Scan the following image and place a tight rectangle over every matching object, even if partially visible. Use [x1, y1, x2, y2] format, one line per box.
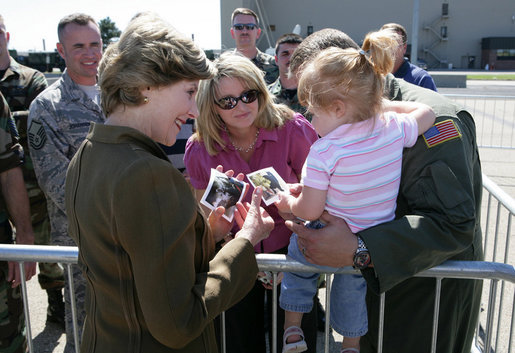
[411, 0, 419, 65]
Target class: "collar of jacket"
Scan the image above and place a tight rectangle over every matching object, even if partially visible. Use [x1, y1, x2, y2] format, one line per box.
[384, 74, 401, 101]
[385, 73, 461, 118]
[88, 122, 169, 161]
[268, 78, 281, 94]
[1, 57, 21, 81]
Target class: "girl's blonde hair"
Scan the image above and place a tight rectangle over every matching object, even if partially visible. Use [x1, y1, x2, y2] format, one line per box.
[298, 29, 399, 122]
[193, 52, 293, 156]
[98, 12, 215, 116]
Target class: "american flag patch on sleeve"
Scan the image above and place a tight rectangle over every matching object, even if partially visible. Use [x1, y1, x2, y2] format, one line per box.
[423, 119, 461, 148]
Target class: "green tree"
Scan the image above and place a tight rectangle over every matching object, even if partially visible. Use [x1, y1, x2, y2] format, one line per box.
[98, 17, 121, 49]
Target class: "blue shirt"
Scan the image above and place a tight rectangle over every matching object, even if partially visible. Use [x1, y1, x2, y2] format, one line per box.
[394, 58, 437, 92]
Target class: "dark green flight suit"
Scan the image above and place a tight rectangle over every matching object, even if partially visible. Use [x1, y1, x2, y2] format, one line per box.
[360, 75, 483, 353]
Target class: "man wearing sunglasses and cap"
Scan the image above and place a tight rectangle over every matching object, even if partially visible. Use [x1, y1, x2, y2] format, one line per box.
[230, 8, 278, 84]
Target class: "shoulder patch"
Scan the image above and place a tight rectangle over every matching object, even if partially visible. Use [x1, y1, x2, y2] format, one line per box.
[423, 119, 461, 148]
[28, 120, 47, 150]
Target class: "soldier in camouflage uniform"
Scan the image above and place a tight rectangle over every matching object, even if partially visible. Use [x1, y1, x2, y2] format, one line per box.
[251, 49, 279, 86]
[230, 8, 279, 84]
[28, 13, 104, 353]
[0, 92, 36, 353]
[267, 33, 310, 119]
[0, 14, 65, 328]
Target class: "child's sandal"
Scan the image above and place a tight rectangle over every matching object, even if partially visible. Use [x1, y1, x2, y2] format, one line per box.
[282, 326, 307, 353]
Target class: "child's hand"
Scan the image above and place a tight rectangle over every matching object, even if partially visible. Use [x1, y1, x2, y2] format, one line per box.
[275, 183, 303, 220]
[274, 191, 294, 213]
[287, 183, 303, 198]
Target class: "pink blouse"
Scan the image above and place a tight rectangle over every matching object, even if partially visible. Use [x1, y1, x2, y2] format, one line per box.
[184, 113, 318, 253]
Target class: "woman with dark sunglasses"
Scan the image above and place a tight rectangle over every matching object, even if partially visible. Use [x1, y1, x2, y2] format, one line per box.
[184, 52, 319, 353]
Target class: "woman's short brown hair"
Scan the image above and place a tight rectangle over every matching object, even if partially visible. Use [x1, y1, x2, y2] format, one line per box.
[98, 12, 215, 116]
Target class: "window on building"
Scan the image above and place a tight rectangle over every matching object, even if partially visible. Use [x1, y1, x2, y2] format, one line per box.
[442, 3, 449, 16]
[441, 26, 448, 39]
[496, 49, 515, 60]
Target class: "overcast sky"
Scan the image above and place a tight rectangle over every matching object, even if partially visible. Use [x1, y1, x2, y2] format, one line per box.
[3, 0, 221, 51]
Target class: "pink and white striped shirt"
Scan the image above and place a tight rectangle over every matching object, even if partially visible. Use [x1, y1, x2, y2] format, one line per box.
[302, 111, 418, 233]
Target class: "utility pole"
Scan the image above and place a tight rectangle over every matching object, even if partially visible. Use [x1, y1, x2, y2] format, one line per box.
[411, 0, 419, 64]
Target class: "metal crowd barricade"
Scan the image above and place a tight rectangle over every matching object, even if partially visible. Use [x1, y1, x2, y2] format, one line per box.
[478, 174, 515, 353]
[0, 173, 513, 353]
[1, 247, 513, 353]
[443, 94, 515, 149]
[0, 245, 80, 353]
[257, 256, 515, 353]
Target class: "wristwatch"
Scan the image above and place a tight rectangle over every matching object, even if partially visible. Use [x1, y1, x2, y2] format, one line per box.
[353, 236, 371, 270]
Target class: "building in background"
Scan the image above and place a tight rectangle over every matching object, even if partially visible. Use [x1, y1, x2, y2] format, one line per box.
[220, 0, 515, 70]
[481, 37, 515, 70]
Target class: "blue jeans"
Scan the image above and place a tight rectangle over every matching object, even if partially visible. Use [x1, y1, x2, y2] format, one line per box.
[279, 221, 368, 337]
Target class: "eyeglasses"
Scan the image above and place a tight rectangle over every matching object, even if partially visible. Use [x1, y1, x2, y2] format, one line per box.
[215, 90, 259, 110]
[233, 23, 258, 31]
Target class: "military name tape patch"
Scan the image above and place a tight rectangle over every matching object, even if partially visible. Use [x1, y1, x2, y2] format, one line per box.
[28, 120, 47, 150]
[423, 119, 461, 148]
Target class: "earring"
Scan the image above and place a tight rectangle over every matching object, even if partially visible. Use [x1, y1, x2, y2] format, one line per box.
[143, 97, 149, 104]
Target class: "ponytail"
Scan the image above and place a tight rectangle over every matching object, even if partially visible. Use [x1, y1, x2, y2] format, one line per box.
[361, 29, 400, 75]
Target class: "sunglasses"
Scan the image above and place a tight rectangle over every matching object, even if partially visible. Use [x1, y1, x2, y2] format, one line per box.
[233, 23, 258, 31]
[215, 90, 259, 110]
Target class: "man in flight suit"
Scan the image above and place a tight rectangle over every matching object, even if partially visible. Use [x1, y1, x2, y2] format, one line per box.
[288, 28, 483, 353]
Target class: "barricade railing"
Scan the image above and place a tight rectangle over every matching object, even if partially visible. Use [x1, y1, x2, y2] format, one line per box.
[256, 255, 515, 353]
[0, 245, 79, 353]
[0, 172, 513, 353]
[482, 174, 514, 264]
[479, 174, 515, 353]
[442, 94, 515, 149]
[0, 246, 513, 353]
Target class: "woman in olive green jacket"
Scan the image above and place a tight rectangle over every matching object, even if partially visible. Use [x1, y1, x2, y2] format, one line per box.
[65, 13, 273, 353]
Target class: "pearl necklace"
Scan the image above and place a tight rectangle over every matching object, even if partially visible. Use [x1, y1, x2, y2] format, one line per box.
[224, 126, 260, 153]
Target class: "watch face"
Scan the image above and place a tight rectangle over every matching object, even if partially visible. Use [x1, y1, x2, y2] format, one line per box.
[354, 250, 371, 269]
